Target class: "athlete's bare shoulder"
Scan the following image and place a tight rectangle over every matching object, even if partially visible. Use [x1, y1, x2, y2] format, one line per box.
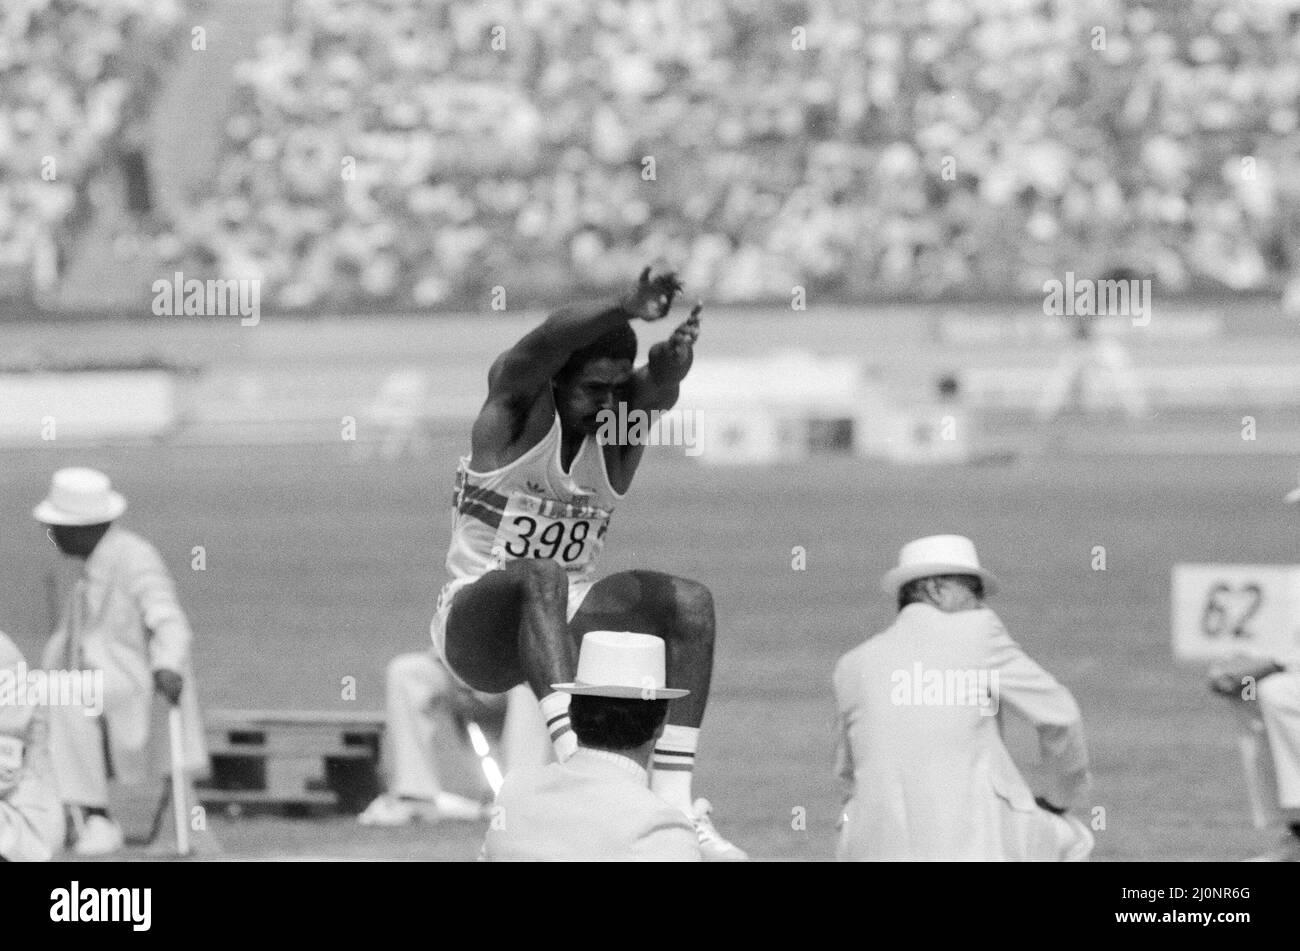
[469, 364, 555, 472]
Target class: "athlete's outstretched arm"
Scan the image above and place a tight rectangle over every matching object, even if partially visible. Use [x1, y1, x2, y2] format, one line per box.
[471, 268, 682, 465]
[484, 267, 682, 407]
[629, 300, 702, 413]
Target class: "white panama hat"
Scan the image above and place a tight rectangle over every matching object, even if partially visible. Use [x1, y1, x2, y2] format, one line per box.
[881, 534, 1000, 597]
[551, 630, 689, 700]
[32, 467, 127, 526]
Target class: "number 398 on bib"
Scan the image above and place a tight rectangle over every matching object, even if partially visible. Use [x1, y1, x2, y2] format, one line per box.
[493, 493, 610, 570]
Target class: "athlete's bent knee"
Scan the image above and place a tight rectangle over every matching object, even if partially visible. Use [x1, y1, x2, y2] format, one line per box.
[670, 577, 715, 634]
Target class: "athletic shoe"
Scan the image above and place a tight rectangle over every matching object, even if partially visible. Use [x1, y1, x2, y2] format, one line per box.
[358, 792, 485, 826]
[74, 815, 124, 856]
[691, 797, 749, 861]
[1246, 832, 1300, 862]
[358, 794, 416, 826]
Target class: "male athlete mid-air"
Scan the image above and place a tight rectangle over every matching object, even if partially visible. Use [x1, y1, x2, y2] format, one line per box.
[433, 266, 746, 860]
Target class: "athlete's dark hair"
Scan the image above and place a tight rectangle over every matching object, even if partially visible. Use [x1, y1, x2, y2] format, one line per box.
[569, 694, 668, 750]
[898, 573, 984, 611]
[555, 324, 637, 383]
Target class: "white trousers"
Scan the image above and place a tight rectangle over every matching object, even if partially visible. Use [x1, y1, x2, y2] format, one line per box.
[385, 652, 549, 799]
[47, 708, 114, 809]
[1228, 670, 1300, 828]
[1259, 671, 1300, 814]
[46, 703, 165, 810]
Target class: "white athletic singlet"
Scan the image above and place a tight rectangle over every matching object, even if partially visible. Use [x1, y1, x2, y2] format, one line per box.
[434, 415, 624, 649]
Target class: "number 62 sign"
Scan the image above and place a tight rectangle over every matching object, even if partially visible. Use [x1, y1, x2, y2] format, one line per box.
[1171, 564, 1300, 664]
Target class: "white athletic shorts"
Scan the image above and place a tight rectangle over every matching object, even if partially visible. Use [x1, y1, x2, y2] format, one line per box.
[431, 573, 595, 685]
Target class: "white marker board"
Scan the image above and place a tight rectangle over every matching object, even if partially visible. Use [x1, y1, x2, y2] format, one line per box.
[1172, 564, 1300, 664]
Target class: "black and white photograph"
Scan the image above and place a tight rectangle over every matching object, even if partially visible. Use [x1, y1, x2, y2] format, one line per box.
[1, 0, 1299, 922]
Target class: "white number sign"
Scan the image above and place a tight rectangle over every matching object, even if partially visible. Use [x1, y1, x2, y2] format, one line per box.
[1171, 564, 1300, 664]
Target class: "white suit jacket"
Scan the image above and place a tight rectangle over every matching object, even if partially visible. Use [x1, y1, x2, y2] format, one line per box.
[0, 633, 64, 862]
[483, 747, 701, 862]
[41, 525, 206, 779]
[833, 604, 1092, 861]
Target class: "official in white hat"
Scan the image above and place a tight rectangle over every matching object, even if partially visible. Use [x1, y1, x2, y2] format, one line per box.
[483, 631, 700, 861]
[32, 468, 127, 526]
[833, 534, 1094, 861]
[33, 467, 208, 856]
[879, 534, 1000, 600]
[549, 629, 689, 700]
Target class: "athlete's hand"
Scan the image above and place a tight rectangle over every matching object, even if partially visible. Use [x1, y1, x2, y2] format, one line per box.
[668, 301, 702, 359]
[620, 267, 682, 322]
[647, 301, 701, 383]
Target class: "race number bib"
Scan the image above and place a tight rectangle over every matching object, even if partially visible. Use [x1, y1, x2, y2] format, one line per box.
[493, 492, 610, 571]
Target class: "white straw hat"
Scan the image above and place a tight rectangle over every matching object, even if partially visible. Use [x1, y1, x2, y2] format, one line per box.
[32, 468, 127, 526]
[551, 630, 689, 700]
[881, 534, 999, 596]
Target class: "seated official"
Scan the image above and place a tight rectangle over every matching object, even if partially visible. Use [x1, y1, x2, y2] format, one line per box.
[1204, 482, 1300, 861]
[34, 468, 207, 856]
[834, 535, 1094, 862]
[483, 630, 701, 862]
[1211, 656, 1300, 861]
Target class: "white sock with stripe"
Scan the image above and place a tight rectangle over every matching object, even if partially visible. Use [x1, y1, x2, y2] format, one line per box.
[539, 691, 577, 762]
[651, 724, 698, 817]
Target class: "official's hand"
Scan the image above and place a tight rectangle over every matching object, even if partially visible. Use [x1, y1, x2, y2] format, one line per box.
[1035, 796, 1067, 816]
[154, 669, 183, 706]
[450, 682, 506, 719]
[620, 267, 682, 322]
[1209, 660, 1284, 697]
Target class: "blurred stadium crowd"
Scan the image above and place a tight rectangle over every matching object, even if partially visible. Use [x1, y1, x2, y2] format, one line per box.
[3, 0, 1300, 308]
[0, 0, 184, 299]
